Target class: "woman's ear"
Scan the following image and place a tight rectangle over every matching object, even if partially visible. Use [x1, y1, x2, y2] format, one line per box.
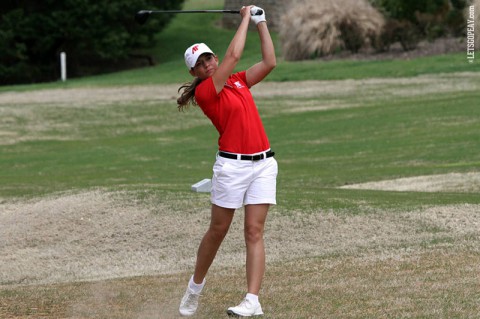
[189, 69, 196, 77]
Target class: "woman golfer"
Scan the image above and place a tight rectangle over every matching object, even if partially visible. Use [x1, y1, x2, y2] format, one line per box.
[177, 5, 277, 317]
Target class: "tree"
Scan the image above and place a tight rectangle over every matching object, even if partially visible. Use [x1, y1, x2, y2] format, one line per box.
[0, 0, 184, 84]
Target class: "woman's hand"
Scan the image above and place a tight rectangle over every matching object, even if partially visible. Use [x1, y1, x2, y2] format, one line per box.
[250, 6, 266, 25]
[240, 5, 253, 20]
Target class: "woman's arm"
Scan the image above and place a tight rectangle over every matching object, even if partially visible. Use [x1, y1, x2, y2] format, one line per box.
[212, 6, 252, 94]
[245, 17, 276, 88]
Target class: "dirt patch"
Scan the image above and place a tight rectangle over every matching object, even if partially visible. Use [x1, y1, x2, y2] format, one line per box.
[0, 190, 207, 285]
[251, 72, 480, 99]
[1, 72, 478, 108]
[0, 85, 179, 107]
[320, 37, 468, 61]
[341, 172, 480, 193]
[1, 190, 479, 287]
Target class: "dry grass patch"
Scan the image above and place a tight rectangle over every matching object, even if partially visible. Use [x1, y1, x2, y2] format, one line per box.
[0, 190, 211, 285]
[2, 73, 477, 106]
[259, 249, 480, 318]
[0, 86, 179, 107]
[250, 72, 480, 99]
[341, 172, 480, 193]
[1, 186, 479, 317]
[0, 274, 184, 319]
[2, 189, 479, 287]
[1, 249, 479, 318]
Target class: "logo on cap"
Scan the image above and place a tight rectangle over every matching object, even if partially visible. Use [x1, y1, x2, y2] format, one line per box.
[185, 43, 214, 69]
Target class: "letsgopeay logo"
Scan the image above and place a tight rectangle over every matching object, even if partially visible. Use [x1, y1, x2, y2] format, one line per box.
[467, 5, 475, 63]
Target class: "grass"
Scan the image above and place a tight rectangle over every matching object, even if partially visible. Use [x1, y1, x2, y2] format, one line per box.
[2, 78, 479, 208]
[1, 0, 480, 318]
[1, 88, 480, 208]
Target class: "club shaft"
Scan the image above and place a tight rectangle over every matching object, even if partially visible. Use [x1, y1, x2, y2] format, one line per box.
[142, 10, 240, 14]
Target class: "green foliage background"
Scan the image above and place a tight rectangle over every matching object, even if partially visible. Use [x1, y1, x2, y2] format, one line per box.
[0, 0, 184, 85]
[373, 0, 469, 38]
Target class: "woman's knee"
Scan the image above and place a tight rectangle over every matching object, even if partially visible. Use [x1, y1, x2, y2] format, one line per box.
[207, 223, 230, 242]
[244, 224, 264, 244]
[207, 205, 234, 241]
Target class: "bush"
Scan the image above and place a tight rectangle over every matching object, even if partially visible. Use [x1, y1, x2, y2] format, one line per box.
[466, 0, 479, 49]
[375, 0, 470, 39]
[375, 0, 446, 22]
[339, 18, 365, 53]
[378, 19, 420, 51]
[447, 0, 470, 35]
[280, 0, 385, 60]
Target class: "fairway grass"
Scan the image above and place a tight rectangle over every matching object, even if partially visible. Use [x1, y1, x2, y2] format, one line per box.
[1, 71, 480, 318]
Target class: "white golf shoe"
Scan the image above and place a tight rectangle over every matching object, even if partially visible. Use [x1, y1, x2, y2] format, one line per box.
[179, 287, 201, 316]
[227, 298, 264, 317]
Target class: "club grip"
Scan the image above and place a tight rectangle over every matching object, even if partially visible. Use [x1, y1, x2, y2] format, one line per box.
[251, 8, 263, 16]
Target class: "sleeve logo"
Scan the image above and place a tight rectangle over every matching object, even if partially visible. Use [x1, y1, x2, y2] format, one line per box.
[234, 81, 245, 89]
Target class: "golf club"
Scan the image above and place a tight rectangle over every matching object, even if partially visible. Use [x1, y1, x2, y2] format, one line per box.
[135, 8, 263, 25]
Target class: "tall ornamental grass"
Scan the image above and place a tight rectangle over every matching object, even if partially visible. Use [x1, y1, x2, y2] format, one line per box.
[280, 0, 385, 60]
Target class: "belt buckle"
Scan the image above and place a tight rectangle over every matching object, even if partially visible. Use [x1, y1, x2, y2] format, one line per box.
[252, 153, 264, 161]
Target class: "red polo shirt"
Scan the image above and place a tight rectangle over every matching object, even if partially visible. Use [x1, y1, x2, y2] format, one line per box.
[195, 71, 270, 154]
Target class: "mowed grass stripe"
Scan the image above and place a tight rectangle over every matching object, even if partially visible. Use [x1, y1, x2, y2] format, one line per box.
[268, 90, 480, 183]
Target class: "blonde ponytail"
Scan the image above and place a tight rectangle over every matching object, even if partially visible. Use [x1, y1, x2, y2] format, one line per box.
[177, 77, 203, 111]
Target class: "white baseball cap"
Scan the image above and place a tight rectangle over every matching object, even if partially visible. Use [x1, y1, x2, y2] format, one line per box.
[184, 43, 214, 69]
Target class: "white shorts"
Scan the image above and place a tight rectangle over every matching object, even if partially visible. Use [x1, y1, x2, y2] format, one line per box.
[211, 152, 278, 209]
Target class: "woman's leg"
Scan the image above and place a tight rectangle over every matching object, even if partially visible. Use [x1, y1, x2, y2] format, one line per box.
[180, 204, 235, 316]
[244, 204, 269, 295]
[193, 204, 235, 283]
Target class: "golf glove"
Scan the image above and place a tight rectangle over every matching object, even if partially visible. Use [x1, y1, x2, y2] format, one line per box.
[250, 6, 266, 25]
